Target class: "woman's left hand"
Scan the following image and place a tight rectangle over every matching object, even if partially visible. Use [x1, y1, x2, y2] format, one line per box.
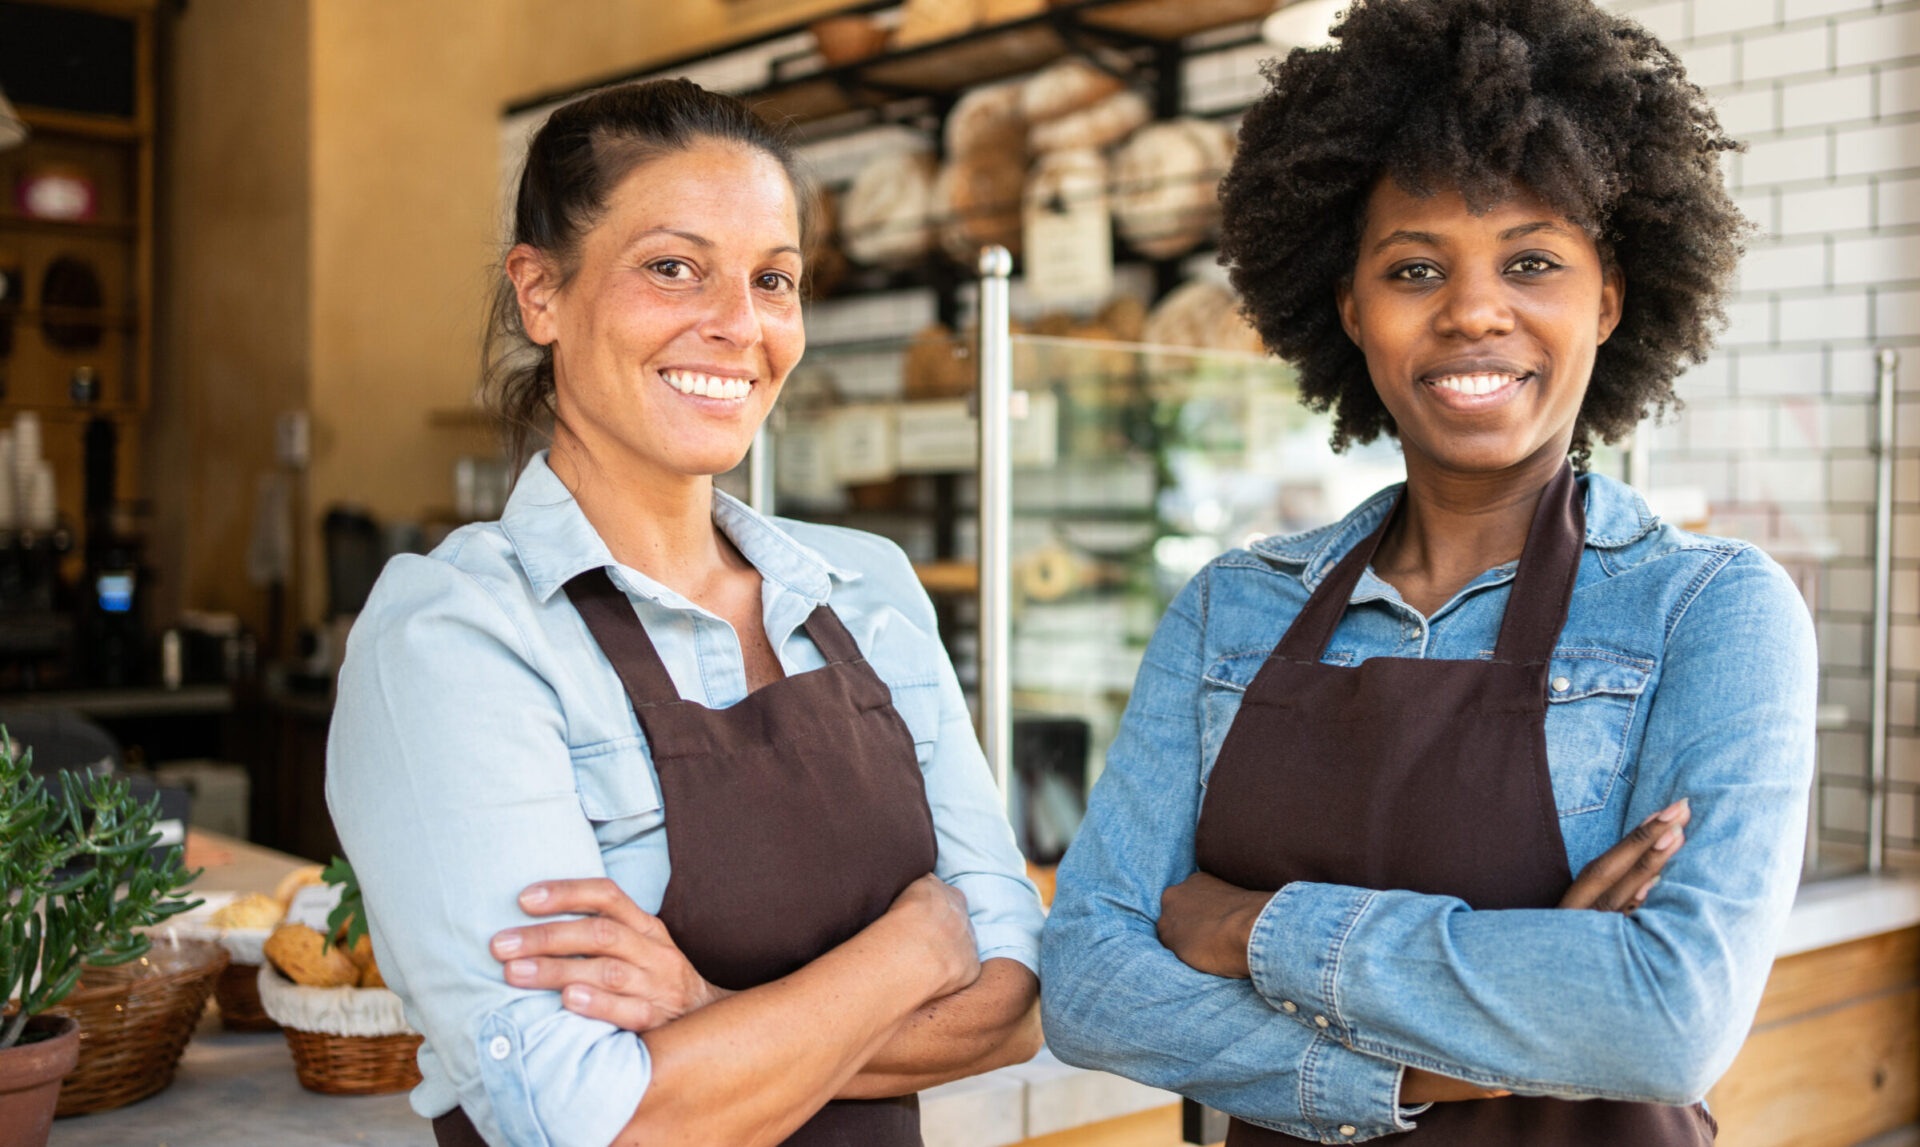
[1158, 871, 1271, 979]
[491, 878, 732, 1032]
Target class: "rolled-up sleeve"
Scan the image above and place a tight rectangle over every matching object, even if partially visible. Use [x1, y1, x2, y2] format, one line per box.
[1041, 571, 1416, 1141]
[326, 553, 646, 1147]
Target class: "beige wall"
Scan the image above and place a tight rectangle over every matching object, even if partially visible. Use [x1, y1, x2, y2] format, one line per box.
[153, 0, 311, 640]
[163, 0, 859, 626]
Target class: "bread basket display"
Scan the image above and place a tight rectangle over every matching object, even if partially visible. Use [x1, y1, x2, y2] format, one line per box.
[47, 938, 228, 1117]
[256, 858, 422, 1096]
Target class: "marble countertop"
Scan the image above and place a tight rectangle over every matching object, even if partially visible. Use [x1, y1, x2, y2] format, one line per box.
[48, 837, 1914, 1147]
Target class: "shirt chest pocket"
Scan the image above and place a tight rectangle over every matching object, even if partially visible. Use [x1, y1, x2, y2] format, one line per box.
[571, 737, 665, 848]
[886, 679, 943, 755]
[1200, 648, 1355, 784]
[1544, 651, 1653, 816]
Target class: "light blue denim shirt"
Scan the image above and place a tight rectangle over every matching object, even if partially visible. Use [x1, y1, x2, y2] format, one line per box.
[326, 453, 1042, 1147]
[1040, 472, 1816, 1143]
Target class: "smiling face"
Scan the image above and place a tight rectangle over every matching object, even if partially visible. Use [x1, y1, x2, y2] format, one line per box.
[510, 139, 805, 485]
[1336, 178, 1623, 481]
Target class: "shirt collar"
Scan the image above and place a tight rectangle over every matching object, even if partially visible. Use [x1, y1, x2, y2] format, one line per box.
[1248, 471, 1659, 590]
[500, 451, 857, 605]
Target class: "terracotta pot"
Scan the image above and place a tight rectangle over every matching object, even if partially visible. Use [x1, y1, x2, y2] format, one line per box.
[0, 1015, 80, 1147]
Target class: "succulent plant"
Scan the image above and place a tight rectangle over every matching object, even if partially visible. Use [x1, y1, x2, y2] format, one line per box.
[0, 732, 200, 1050]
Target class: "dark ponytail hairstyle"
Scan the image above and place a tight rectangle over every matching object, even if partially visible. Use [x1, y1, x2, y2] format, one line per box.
[484, 78, 814, 468]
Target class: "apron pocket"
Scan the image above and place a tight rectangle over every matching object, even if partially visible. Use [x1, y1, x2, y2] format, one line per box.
[1202, 649, 1353, 784]
[571, 737, 665, 847]
[1544, 650, 1653, 815]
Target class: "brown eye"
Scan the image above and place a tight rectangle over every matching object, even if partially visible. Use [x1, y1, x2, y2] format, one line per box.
[651, 259, 689, 278]
[1393, 262, 1440, 282]
[757, 271, 796, 293]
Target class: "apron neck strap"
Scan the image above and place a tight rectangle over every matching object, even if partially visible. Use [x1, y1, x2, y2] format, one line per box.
[1275, 462, 1585, 665]
[1274, 498, 1402, 662]
[1492, 460, 1585, 665]
[563, 567, 682, 709]
[801, 604, 864, 664]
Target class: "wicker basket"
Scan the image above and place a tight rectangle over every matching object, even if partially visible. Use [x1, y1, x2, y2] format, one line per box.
[281, 1027, 423, 1096]
[49, 938, 228, 1117]
[213, 961, 278, 1032]
[256, 965, 421, 1096]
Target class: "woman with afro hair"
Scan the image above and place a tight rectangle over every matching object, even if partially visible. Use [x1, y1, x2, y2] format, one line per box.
[1040, 1, 1814, 1143]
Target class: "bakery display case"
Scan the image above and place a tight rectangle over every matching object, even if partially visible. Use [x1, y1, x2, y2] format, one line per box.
[736, 252, 1407, 864]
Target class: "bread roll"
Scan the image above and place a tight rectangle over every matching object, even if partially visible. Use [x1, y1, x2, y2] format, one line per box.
[1144, 280, 1235, 351]
[272, 864, 326, 911]
[1022, 147, 1107, 219]
[1097, 295, 1149, 344]
[934, 151, 1025, 262]
[1030, 90, 1151, 153]
[208, 892, 284, 930]
[944, 82, 1026, 158]
[1020, 58, 1126, 124]
[1111, 119, 1236, 258]
[263, 923, 360, 988]
[842, 151, 937, 267]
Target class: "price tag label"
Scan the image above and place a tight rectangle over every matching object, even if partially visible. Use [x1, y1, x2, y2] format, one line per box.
[1024, 195, 1114, 309]
[285, 883, 343, 932]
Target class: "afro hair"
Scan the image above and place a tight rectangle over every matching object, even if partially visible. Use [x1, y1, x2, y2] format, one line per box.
[1218, 0, 1746, 460]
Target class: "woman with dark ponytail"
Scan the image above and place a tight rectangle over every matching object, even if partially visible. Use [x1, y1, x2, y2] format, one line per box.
[327, 79, 1043, 1147]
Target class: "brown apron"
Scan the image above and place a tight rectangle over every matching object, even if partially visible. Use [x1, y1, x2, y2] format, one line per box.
[1193, 463, 1715, 1146]
[436, 566, 937, 1147]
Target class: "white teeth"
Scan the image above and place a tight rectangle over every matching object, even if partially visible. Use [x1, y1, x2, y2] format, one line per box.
[1432, 373, 1522, 396]
[662, 370, 753, 400]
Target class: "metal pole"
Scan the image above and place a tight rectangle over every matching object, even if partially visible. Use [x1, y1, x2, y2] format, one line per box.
[746, 425, 775, 516]
[1869, 347, 1898, 873]
[977, 246, 1014, 798]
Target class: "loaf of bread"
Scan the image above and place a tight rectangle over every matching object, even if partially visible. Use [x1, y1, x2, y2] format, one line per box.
[263, 923, 361, 989]
[934, 150, 1026, 261]
[1143, 278, 1266, 358]
[272, 864, 326, 911]
[1022, 147, 1107, 220]
[1030, 90, 1150, 153]
[842, 151, 937, 267]
[208, 892, 284, 930]
[944, 82, 1027, 159]
[1020, 58, 1126, 124]
[1110, 118, 1237, 258]
[896, 0, 976, 48]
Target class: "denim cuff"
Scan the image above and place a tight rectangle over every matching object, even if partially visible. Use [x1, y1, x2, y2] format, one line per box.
[1246, 882, 1377, 1046]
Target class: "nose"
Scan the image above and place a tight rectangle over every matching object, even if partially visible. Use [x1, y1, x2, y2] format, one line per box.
[699, 275, 762, 348]
[1434, 264, 1515, 340]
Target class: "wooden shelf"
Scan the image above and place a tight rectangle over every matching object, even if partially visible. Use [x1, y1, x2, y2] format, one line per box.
[0, 212, 138, 239]
[914, 559, 979, 595]
[14, 105, 143, 143]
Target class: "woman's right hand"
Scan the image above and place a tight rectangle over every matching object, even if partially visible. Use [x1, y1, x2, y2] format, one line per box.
[882, 873, 980, 1001]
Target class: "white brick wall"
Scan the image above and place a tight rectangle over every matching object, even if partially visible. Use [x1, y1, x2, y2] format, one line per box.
[1606, 0, 1920, 853]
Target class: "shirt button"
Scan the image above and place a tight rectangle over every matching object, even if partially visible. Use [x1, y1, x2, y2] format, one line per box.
[1314, 1015, 1331, 1028]
[1551, 676, 1571, 693]
[1339, 1125, 1358, 1137]
[1280, 1000, 1298, 1013]
[489, 1035, 511, 1061]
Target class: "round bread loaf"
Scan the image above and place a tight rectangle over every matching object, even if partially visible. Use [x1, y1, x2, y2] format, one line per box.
[1030, 90, 1151, 153]
[945, 82, 1026, 158]
[1020, 58, 1126, 123]
[1022, 147, 1107, 221]
[935, 150, 1026, 261]
[1143, 279, 1235, 350]
[842, 151, 937, 267]
[1110, 118, 1236, 258]
[263, 922, 361, 989]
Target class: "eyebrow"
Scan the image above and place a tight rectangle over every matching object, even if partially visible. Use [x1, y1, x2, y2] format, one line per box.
[631, 226, 802, 259]
[1371, 219, 1574, 254]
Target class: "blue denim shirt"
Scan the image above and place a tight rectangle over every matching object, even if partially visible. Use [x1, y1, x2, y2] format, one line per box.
[1039, 473, 1816, 1143]
[326, 453, 1042, 1147]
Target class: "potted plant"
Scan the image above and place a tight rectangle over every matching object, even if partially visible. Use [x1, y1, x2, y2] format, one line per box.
[0, 733, 199, 1147]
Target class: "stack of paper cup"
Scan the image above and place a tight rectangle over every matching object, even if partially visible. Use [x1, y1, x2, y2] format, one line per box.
[24, 461, 55, 532]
